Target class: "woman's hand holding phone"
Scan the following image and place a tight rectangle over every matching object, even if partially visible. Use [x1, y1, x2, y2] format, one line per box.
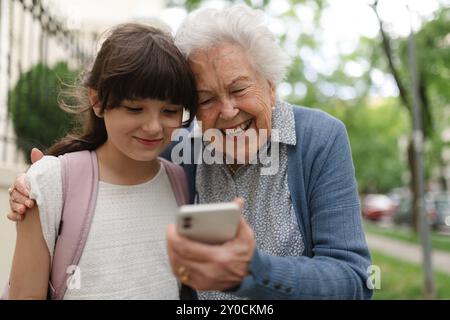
[166, 198, 256, 291]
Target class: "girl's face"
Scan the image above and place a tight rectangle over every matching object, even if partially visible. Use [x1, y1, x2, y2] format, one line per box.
[94, 97, 183, 162]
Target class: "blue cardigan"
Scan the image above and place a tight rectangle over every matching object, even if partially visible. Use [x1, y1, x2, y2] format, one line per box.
[164, 105, 373, 300]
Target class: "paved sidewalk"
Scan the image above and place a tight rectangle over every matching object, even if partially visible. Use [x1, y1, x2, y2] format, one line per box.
[366, 234, 450, 275]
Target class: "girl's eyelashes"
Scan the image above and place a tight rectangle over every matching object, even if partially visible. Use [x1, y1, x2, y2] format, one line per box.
[163, 108, 181, 114]
[122, 106, 143, 113]
[121, 104, 182, 114]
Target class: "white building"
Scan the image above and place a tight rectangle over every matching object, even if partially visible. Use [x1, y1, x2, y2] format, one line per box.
[0, 0, 169, 166]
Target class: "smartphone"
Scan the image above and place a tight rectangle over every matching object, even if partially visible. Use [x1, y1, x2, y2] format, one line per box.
[176, 202, 241, 244]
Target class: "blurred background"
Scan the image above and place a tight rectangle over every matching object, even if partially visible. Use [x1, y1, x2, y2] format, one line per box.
[0, 0, 449, 299]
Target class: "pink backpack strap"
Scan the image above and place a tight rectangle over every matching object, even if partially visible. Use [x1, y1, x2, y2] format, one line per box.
[159, 158, 189, 206]
[159, 158, 196, 300]
[49, 150, 99, 300]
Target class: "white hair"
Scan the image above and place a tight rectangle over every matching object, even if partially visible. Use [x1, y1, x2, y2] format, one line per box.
[175, 4, 291, 84]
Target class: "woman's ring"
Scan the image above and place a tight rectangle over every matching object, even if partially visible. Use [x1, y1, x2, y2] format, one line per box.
[180, 274, 189, 283]
[178, 266, 189, 283]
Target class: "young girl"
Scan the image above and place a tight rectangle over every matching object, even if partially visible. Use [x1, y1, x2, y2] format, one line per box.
[8, 23, 197, 299]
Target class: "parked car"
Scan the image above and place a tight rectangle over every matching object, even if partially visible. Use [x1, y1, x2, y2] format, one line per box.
[361, 194, 396, 221]
[387, 187, 409, 207]
[393, 193, 439, 229]
[432, 193, 450, 229]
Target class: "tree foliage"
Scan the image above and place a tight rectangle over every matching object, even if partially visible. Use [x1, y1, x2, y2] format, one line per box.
[163, 0, 450, 193]
[399, 8, 450, 188]
[324, 99, 409, 193]
[8, 62, 78, 162]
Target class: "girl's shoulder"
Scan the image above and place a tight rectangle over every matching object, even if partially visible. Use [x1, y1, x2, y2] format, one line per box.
[26, 155, 61, 178]
[25, 156, 62, 194]
[25, 155, 63, 207]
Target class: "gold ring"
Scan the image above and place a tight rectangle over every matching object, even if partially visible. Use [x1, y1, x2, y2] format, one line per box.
[177, 266, 189, 283]
[180, 274, 189, 283]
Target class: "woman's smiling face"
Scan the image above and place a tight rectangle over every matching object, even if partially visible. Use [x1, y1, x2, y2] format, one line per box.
[189, 43, 276, 162]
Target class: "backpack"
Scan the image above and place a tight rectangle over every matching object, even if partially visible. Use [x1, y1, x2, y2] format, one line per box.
[2, 150, 191, 300]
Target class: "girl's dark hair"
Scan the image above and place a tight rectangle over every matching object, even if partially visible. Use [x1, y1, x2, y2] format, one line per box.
[47, 23, 198, 157]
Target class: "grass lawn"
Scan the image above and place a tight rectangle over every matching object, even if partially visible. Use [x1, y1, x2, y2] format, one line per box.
[371, 249, 450, 299]
[364, 221, 450, 253]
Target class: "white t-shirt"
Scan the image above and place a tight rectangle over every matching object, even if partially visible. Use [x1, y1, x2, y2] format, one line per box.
[25, 156, 180, 300]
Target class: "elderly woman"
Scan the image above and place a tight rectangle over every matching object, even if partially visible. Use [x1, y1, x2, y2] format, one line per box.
[6, 5, 372, 300]
[166, 5, 372, 300]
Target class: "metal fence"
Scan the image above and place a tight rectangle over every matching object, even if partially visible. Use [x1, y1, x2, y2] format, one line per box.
[0, 0, 95, 165]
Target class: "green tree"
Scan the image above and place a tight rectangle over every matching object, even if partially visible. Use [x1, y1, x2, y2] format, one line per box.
[398, 8, 450, 191]
[370, 2, 449, 230]
[8, 62, 78, 162]
[328, 99, 409, 193]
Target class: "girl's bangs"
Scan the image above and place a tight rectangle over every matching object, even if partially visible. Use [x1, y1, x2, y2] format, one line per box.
[105, 45, 197, 111]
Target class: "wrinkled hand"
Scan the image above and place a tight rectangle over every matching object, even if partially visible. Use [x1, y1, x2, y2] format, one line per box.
[6, 148, 44, 221]
[166, 198, 256, 292]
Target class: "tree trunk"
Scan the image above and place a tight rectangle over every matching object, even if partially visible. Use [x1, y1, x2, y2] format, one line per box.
[408, 140, 420, 233]
[439, 156, 448, 192]
[372, 1, 424, 234]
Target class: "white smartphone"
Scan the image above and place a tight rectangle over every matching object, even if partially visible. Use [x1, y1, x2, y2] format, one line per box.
[176, 202, 241, 244]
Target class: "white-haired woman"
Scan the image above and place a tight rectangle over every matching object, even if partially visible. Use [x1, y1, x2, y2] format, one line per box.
[167, 4, 372, 300]
[7, 5, 372, 300]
